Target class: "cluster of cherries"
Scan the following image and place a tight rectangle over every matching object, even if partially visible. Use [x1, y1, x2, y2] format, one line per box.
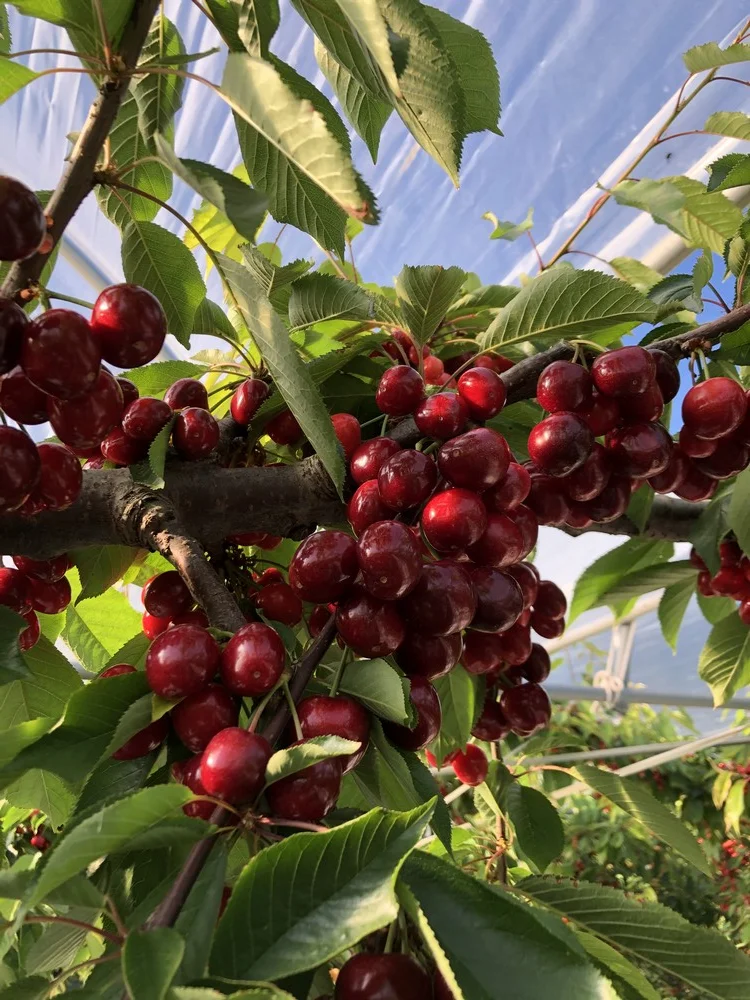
[692, 539, 750, 624]
[717, 838, 750, 916]
[0, 553, 72, 650]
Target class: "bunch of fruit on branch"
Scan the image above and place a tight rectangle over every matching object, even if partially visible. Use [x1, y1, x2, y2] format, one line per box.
[691, 540, 750, 623]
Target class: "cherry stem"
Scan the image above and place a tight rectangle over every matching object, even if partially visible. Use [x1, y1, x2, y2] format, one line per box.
[247, 676, 285, 733]
[2, 914, 121, 944]
[383, 918, 398, 954]
[10, 47, 107, 67]
[707, 282, 731, 314]
[45, 288, 95, 308]
[329, 645, 349, 698]
[282, 678, 304, 740]
[257, 816, 329, 833]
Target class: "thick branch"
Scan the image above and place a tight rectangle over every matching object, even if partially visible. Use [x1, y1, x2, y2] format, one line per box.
[562, 496, 706, 541]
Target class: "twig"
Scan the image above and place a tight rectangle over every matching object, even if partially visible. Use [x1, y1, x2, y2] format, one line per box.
[0, 914, 121, 944]
[707, 282, 731, 314]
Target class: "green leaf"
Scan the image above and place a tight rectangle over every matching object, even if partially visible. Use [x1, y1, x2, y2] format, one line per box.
[5, 769, 73, 828]
[505, 784, 564, 872]
[611, 177, 687, 229]
[398, 748, 452, 854]
[265, 735, 360, 786]
[594, 560, 696, 609]
[135, 16, 185, 141]
[70, 546, 136, 603]
[707, 152, 750, 193]
[728, 466, 750, 556]
[690, 489, 731, 575]
[0, 717, 54, 768]
[572, 763, 711, 875]
[174, 843, 228, 985]
[713, 769, 734, 810]
[671, 175, 744, 253]
[209, 802, 434, 981]
[0, 606, 31, 686]
[0, 977, 48, 1000]
[698, 589, 737, 625]
[395, 264, 467, 345]
[122, 359, 208, 398]
[397, 881, 466, 1000]
[569, 539, 674, 623]
[10, 0, 131, 59]
[699, 611, 750, 706]
[693, 249, 714, 296]
[63, 588, 141, 673]
[217, 253, 346, 495]
[716, 322, 750, 365]
[74, 751, 156, 818]
[402, 852, 606, 1000]
[0, 5, 10, 55]
[0, 55, 38, 105]
[106, 632, 151, 671]
[658, 577, 695, 652]
[241, 245, 314, 313]
[447, 284, 519, 317]
[684, 40, 750, 72]
[130, 415, 176, 491]
[705, 110, 750, 141]
[575, 930, 660, 1000]
[346, 718, 424, 813]
[483, 207, 534, 242]
[429, 666, 479, 763]
[625, 484, 654, 533]
[237, 0, 280, 56]
[25, 903, 100, 973]
[122, 220, 206, 348]
[331, 0, 401, 94]
[647, 273, 702, 316]
[288, 273, 374, 331]
[123, 928, 185, 1000]
[335, 657, 412, 724]
[609, 256, 664, 292]
[724, 777, 746, 836]
[0, 636, 81, 729]
[481, 268, 657, 350]
[519, 876, 750, 1000]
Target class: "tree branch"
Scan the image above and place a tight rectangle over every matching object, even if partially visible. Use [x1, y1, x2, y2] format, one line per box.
[561, 495, 707, 540]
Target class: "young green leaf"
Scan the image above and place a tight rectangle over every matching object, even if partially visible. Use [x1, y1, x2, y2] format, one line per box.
[173, 843, 228, 985]
[689, 489, 731, 575]
[0, 56, 39, 106]
[728, 466, 750, 556]
[64, 588, 142, 673]
[684, 40, 750, 72]
[237, 0, 280, 56]
[575, 930, 660, 1000]
[705, 110, 750, 141]
[569, 538, 674, 623]
[332, 0, 401, 94]
[70, 546, 136, 604]
[121, 360, 208, 398]
[134, 16, 185, 141]
[0, 637, 81, 731]
[334, 657, 412, 724]
[625, 484, 655, 533]
[288, 273, 374, 331]
[395, 264, 467, 345]
[699, 611, 750, 706]
[346, 719, 424, 813]
[504, 784, 564, 872]
[724, 777, 746, 836]
[429, 666, 480, 762]
[123, 927, 185, 1000]
[483, 207, 534, 242]
[130, 415, 176, 491]
[707, 152, 750, 193]
[593, 560, 696, 609]
[658, 577, 695, 652]
[265, 735, 361, 786]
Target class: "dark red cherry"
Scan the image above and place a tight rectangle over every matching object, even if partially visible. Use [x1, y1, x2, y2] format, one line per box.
[336, 587, 405, 657]
[472, 697, 511, 741]
[535, 579, 567, 619]
[682, 377, 747, 440]
[423, 354, 445, 385]
[266, 409, 303, 446]
[721, 540, 742, 567]
[0, 177, 46, 260]
[421, 488, 487, 553]
[400, 561, 476, 636]
[165, 378, 208, 411]
[500, 682, 552, 735]
[505, 562, 539, 608]
[413, 392, 468, 440]
[696, 438, 749, 480]
[740, 600, 750, 626]
[117, 377, 139, 408]
[456, 366, 507, 421]
[34, 443, 82, 511]
[474, 352, 514, 373]
[584, 476, 631, 523]
[335, 954, 432, 1000]
[200, 727, 272, 804]
[383, 675, 441, 751]
[230, 378, 269, 426]
[90, 284, 167, 368]
[0, 567, 30, 613]
[100, 663, 137, 678]
[173, 407, 219, 460]
[350, 437, 401, 484]
[467, 566, 524, 633]
[47, 369, 124, 449]
[142, 612, 171, 639]
[289, 530, 359, 603]
[618, 382, 664, 423]
[710, 565, 746, 598]
[266, 752, 342, 820]
[0, 366, 48, 423]
[220, 621, 285, 696]
[565, 501, 593, 529]
[297, 695, 371, 773]
[383, 329, 417, 363]
[122, 397, 172, 441]
[26, 575, 71, 614]
[100, 426, 149, 465]
[378, 449, 437, 511]
[562, 442, 610, 501]
[143, 571, 194, 619]
[592, 346, 656, 397]
[650, 349, 680, 402]
[530, 610, 565, 639]
[172, 684, 240, 752]
[22, 309, 100, 400]
[113, 715, 169, 760]
[674, 461, 718, 502]
[331, 413, 362, 460]
[13, 553, 70, 583]
[395, 631, 462, 680]
[525, 473, 569, 526]
[679, 425, 715, 459]
[466, 512, 524, 568]
[0, 298, 27, 374]
[606, 422, 672, 479]
[485, 463, 531, 512]
[145, 624, 220, 698]
[581, 391, 620, 436]
[357, 520, 422, 600]
[451, 744, 488, 786]
[170, 608, 210, 629]
[0, 427, 40, 511]
[536, 361, 592, 413]
[437, 427, 510, 490]
[528, 412, 593, 477]
[307, 604, 332, 637]
[255, 582, 303, 625]
[19, 609, 40, 651]
[496, 622, 533, 665]
[520, 643, 551, 683]
[508, 504, 539, 557]
[461, 631, 504, 675]
[376, 365, 425, 416]
[347, 480, 391, 535]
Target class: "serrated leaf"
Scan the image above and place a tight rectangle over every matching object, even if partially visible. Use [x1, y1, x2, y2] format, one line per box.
[569, 539, 673, 623]
[0, 55, 38, 105]
[707, 152, 750, 193]
[684, 40, 750, 72]
[447, 284, 519, 317]
[690, 489, 731, 575]
[395, 264, 467, 345]
[0, 606, 31, 686]
[671, 175, 744, 253]
[398, 748, 452, 854]
[429, 666, 479, 763]
[345, 718, 424, 813]
[0, 636, 81, 729]
[693, 248, 714, 296]
[321, 657, 411, 723]
[70, 546, 136, 603]
[505, 784, 564, 872]
[332, 0, 401, 94]
[122, 221, 206, 347]
[173, 843, 228, 986]
[397, 881, 466, 1000]
[265, 735, 360, 786]
[5, 769, 73, 829]
[698, 589, 737, 625]
[237, 0, 280, 56]
[728, 466, 750, 556]
[63, 587, 142, 673]
[716, 322, 750, 365]
[699, 611, 750, 706]
[135, 16, 184, 141]
[574, 931, 661, 1000]
[609, 256, 664, 292]
[593, 560, 696, 609]
[122, 360, 208, 398]
[241, 245, 314, 313]
[105, 632, 151, 671]
[287, 274, 374, 331]
[647, 273, 702, 316]
[658, 577, 695, 652]
[123, 928, 185, 1000]
[573, 763, 711, 875]
[74, 751, 156, 818]
[130, 415, 176, 491]
[483, 207, 533, 242]
[705, 110, 750, 141]
[0, 6, 10, 55]
[625, 484, 654, 533]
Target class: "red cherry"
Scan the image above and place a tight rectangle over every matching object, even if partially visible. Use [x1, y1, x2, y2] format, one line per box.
[331, 413, 362, 460]
[376, 365, 425, 416]
[500, 682, 551, 735]
[461, 631, 504, 675]
[618, 382, 664, 423]
[530, 610, 565, 639]
[142, 612, 171, 640]
[536, 361, 592, 413]
[648, 448, 688, 494]
[170, 608, 210, 629]
[256, 567, 285, 587]
[200, 727, 272, 804]
[720, 540, 742, 567]
[266, 409, 303, 446]
[47, 369, 124, 449]
[673, 461, 717, 503]
[606, 422, 672, 479]
[535, 579, 567, 619]
[679, 425, 715, 459]
[472, 697, 511, 740]
[0, 568, 30, 612]
[474, 352, 514, 373]
[496, 622, 533, 665]
[113, 715, 169, 760]
[347, 480, 391, 535]
[520, 643, 551, 683]
[525, 473, 569, 526]
[711, 566, 746, 598]
[13, 553, 70, 583]
[528, 412, 593, 477]
[400, 561, 477, 636]
[383, 675, 441, 751]
[335, 953, 432, 1000]
[451, 744, 488, 786]
[696, 438, 749, 480]
[682, 377, 747, 440]
[173, 407, 219, 460]
[297, 695, 370, 773]
[307, 604, 332, 637]
[266, 751, 342, 820]
[378, 449, 438, 510]
[697, 571, 715, 598]
[395, 631, 462, 680]
[290, 530, 359, 603]
[383, 329, 417, 363]
[484, 463, 531, 512]
[562, 442, 610, 502]
[414, 392, 468, 440]
[508, 504, 539, 557]
[0, 299, 27, 375]
[506, 562, 539, 608]
[230, 379, 269, 426]
[228, 531, 282, 549]
[117, 377, 139, 408]
[456, 367, 507, 420]
[421, 488, 487, 553]
[357, 520, 422, 600]
[0, 427, 40, 512]
[0, 177, 46, 260]
[22, 309, 100, 400]
[740, 600, 750, 626]
[26, 575, 71, 614]
[564, 501, 593, 529]
[592, 345, 656, 397]
[143, 571, 194, 619]
[437, 428, 510, 490]
[690, 547, 708, 571]
[19, 609, 40, 651]
[581, 391, 620, 436]
[336, 587, 405, 657]
[220, 621, 285, 696]
[30, 442, 81, 512]
[122, 397, 172, 441]
[175, 753, 215, 820]
[0, 366, 49, 423]
[350, 437, 402, 484]
[256, 582, 303, 625]
[584, 476, 631, 523]
[467, 566, 524, 632]
[424, 354, 445, 385]
[165, 378, 208, 411]
[650, 349, 680, 403]
[172, 684, 240, 752]
[466, 512, 524, 568]
[90, 284, 167, 368]
[100, 663, 136, 678]
[145, 624, 220, 698]
[100, 426, 149, 465]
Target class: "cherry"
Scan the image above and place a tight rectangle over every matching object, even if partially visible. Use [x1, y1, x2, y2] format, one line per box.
[220, 621, 285, 696]
[525, 473, 569, 526]
[740, 600, 750, 626]
[562, 443, 610, 502]
[383, 329, 417, 363]
[0, 366, 49, 423]
[100, 663, 137, 678]
[673, 461, 717, 503]
[383, 675, 441, 751]
[648, 448, 688, 494]
[0, 568, 30, 612]
[229, 531, 282, 549]
[297, 695, 370, 772]
[113, 715, 169, 760]
[400, 561, 476, 636]
[506, 562, 539, 608]
[536, 361, 592, 413]
[500, 682, 551, 735]
[475, 352, 514, 373]
[696, 438, 749, 480]
[100, 426, 149, 465]
[451, 744, 488, 786]
[90, 284, 167, 368]
[682, 377, 747, 440]
[266, 752, 343, 820]
[690, 547, 708, 571]
[534, 579, 567, 619]
[485, 462, 531, 512]
[13, 553, 71, 583]
[175, 753, 215, 820]
[581, 391, 620, 435]
[26, 575, 71, 614]
[117, 377, 139, 408]
[290, 530, 359, 603]
[466, 512, 524, 568]
[395, 631, 462, 680]
[171, 608, 210, 629]
[437, 428, 510, 490]
[143, 571, 193, 619]
[414, 392, 468, 440]
[336, 587, 405, 657]
[606, 422, 672, 478]
[122, 397, 172, 441]
[357, 520, 422, 600]
[256, 582, 303, 625]
[650, 349, 680, 402]
[0, 299, 26, 374]
[497, 622, 533, 665]
[508, 504, 538, 556]
[331, 413, 362, 460]
[173, 407, 219, 460]
[461, 631, 504, 675]
[711, 566, 746, 598]
[335, 953, 432, 1000]
[584, 476, 631, 523]
[19, 609, 40, 651]
[48, 369, 124, 449]
[618, 382, 664, 423]
[145, 624, 220, 698]
[591, 345, 656, 397]
[378, 449, 438, 511]
[520, 643, 551, 683]
[467, 566, 523, 632]
[142, 612, 171, 640]
[165, 378, 208, 410]
[720, 540, 742, 566]
[0, 177, 46, 260]
[679, 425, 715, 459]
[472, 697, 510, 740]
[424, 354, 445, 384]
[456, 367, 507, 420]
[256, 567, 285, 586]
[266, 409, 303, 446]
[230, 378, 269, 426]
[530, 610, 565, 639]
[200, 727, 272, 804]
[34, 443, 82, 511]
[421, 488, 487, 552]
[0, 427, 40, 512]
[528, 412, 593, 477]
[347, 480, 391, 535]
[350, 437, 402, 484]
[172, 684, 240, 752]
[376, 365, 425, 416]
[565, 501, 593, 529]
[697, 571, 715, 598]
[22, 309, 100, 400]
[307, 604, 332, 637]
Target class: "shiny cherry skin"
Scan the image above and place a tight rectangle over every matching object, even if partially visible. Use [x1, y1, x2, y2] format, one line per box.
[581, 391, 620, 436]
[423, 353, 445, 384]
[650, 349, 680, 402]
[461, 631, 504, 675]
[682, 377, 747, 440]
[175, 753, 215, 820]
[172, 684, 240, 752]
[145, 624, 220, 698]
[414, 392, 468, 440]
[22, 309, 100, 400]
[456, 366, 507, 420]
[290, 530, 359, 603]
[474, 352, 514, 373]
[220, 621, 285, 696]
[117, 377, 139, 408]
[335, 953, 432, 1000]
[506, 562, 539, 608]
[143, 571, 194, 619]
[399, 561, 476, 636]
[437, 428, 510, 490]
[606, 421, 672, 479]
[710, 565, 746, 598]
[534, 579, 567, 619]
[0, 427, 40, 512]
[90, 284, 167, 367]
[451, 744, 488, 786]
[584, 476, 631, 523]
[165, 378, 208, 411]
[100, 427, 149, 465]
[696, 438, 749, 480]
[500, 682, 552, 736]
[0, 177, 46, 260]
[26, 575, 71, 614]
[357, 520, 422, 600]
[528, 412, 593, 477]
[530, 610, 565, 639]
[536, 360, 592, 413]
[673, 461, 718, 503]
[472, 697, 511, 740]
[255, 582, 303, 625]
[266, 409, 302, 446]
[562, 442, 610, 502]
[0, 366, 48, 423]
[0, 567, 31, 612]
[142, 612, 171, 640]
[331, 413, 362, 460]
[230, 378, 269, 426]
[122, 397, 172, 441]
[378, 449, 437, 511]
[496, 621, 533, 665]
[485, 462, 531, 512]
[421, 488, 487, 553]
[267, 752, 343, 820]
[200, 727, 272, 804]
[395, 631, 462, 680]
[297, 695, 371, 772]
[383, 675, 441, 751]
[525, 473, 569, 526]
[679, 425, 715, 459]
[466, 512, 524, 568]
[34, 443, 82, 511]
[520, 643, 551, 683]
[0, 298, 27, 374]
[19, 609, 40, 651]
[100, 663, 137, 678]
[13, 553, 71, 583]
[347, 480, 391, 535]
[383, 328, 417, 362]
[173, 407, 219, 460]
[591, 345, 656, 397]
[376, 365, 425, 416]
[350, 437, 401, 484]
[336, 587, 405, 657]
[307, 604, 332, 637]
[47, 369, 124, 450]
[467, 566, 524, 632]
[170, 608, 210, 629]
[720, 540, 742, 567]
[618, 381, 664, 424]
[113, 716, 169, 760]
